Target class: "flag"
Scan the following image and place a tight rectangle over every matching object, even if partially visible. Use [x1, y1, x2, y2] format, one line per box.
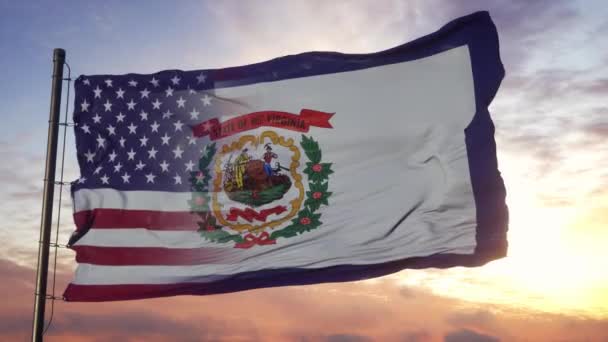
[64, 11, 507, 302]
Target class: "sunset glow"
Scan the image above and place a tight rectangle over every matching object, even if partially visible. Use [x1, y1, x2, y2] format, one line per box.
[1, 1, 607, 340]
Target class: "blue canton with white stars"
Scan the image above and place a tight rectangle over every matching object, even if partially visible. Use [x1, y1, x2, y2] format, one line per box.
[73, 70, 216, 192]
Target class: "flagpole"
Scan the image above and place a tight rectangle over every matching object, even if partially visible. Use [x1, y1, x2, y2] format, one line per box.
[32, 48, 65, 342]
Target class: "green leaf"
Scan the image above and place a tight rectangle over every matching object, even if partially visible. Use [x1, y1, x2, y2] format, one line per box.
[304, 197, 322, 212]
[301, 135, 321, 164]
[199, 228, 243, 243]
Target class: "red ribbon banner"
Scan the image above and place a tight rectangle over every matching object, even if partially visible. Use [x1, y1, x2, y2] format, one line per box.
[234, 231, 276, 249]
[191, 109, 333, 140]
[226, 206, 287, 223]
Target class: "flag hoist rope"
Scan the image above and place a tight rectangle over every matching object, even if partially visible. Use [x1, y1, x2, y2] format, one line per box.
[32, 49, 71, 342]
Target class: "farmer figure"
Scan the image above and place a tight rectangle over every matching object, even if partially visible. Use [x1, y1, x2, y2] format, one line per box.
[234, 148, 250, 189]
[263, 143, 278, 177]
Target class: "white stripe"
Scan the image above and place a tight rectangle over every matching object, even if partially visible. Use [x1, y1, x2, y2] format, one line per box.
[73, 264, 230, 285]
[73, 189, 194, 212]
[75, 229, 213, 248]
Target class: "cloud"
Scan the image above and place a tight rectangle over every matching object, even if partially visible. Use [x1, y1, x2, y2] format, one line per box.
[323, 334, 373, 342]
[400, 330, 432, 342]
[1, 257, 608, 341]
[446, 310, 496, 329]
[444, 328, 500, 342]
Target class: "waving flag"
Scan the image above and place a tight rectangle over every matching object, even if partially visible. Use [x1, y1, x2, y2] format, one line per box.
[64, 11, 508, 301]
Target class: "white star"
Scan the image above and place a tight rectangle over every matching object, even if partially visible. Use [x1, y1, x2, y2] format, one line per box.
[116, 112, 126, 122]
[162, 110, 173, 119]
[106, 124, 116, 135]
[189, 108, 200, 119]
[113, 162, 123, 173]
[128, 79, 138, 87]
[161, 133, 171, 145]
[92, 113, 102, 124]
[201, 94, 212, 106]
[196, 72, 207, 84]
[171, 75, 181, 85]
[127, 123, 138, 134]
[165, 86, 174, 97]
[84, 149, 96, 163]
[96, 134, 106, 148]
[93, 166, 102, 174]
[151, 98, 162, 109]
[135, 160, 146, 170]
[104, 79, 113, 87]
[93, 85, 102, 98]
[126, 99, 137, 110]
[150, 121, 160, 133]
[100, 174, 109, 184]
[187, 86, 196, 95]
[80, 123, 91, 134]
[186, 135, 196, 145]
[139, 110, 149, 121]
[145, 172, 156, 183]
[196, 172, 205, 183]
[121, 172, 131, 183]
[116, 88, 125, 99]
[173, 120, 184, 131]
[160, 160, 170, 172]
[150, 77, 160, 87]
[139, 135, 149, 147]
[148, 147, 158, 159]
[185, 160, 195, 172]
[201, 120, 213, 132]
[118, 136, 126, 148]
[81, 99, 90, 112]
[173, 174, 182, 184]
[103, 99, 112, 112]
[140, 88, 150, 99]
[78, 176, 87, 184]
[176, 96, 186, 108]
[172, 145, 184, 159]
[108, 150, 117, 162]
[127, 148, 136, 160]
[83, 79, 91, 85]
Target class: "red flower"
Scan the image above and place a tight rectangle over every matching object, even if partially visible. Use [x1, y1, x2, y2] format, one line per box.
[312, 191, 322, 199]
[195, 197, 206, 206]
[206, 225, 215, 231]
[312, 164, 322, 172]
[300, 217, 311, 225]
[252, 191, 259, 199]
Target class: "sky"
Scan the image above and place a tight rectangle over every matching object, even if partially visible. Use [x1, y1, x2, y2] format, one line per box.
[1, 0, 607, 341]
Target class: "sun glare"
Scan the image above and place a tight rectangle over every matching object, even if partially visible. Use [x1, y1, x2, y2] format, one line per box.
[398, 181, 608, 319]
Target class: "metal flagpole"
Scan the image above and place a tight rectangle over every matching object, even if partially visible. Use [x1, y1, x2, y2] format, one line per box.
[32, 48, 65, 342]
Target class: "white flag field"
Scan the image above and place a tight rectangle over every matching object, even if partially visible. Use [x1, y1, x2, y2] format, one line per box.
[64, 11, 508, 301]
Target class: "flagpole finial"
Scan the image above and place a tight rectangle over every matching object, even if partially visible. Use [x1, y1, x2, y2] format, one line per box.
[53, 48, 65, 58]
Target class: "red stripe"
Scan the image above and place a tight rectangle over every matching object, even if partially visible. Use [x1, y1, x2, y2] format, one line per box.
[72, 246, 238, 266]
[73, 209, 200, 230]
[63, 283, 225, 302]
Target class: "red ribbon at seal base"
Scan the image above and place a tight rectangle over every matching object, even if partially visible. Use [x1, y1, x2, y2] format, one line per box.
[226, 206, 287, 222]
[234, 231, 276, 249]
[191, 109, 333, 140]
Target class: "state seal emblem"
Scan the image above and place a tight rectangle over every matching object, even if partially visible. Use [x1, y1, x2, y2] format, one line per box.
[189, 109, 334, 248]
